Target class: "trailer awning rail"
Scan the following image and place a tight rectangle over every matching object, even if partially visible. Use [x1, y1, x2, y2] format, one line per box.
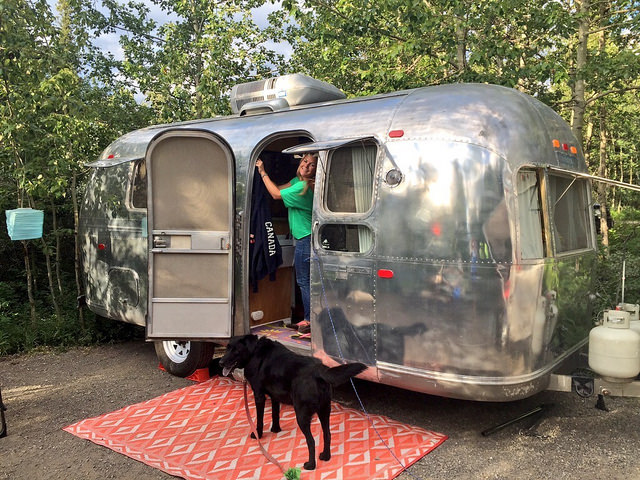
[547, 165, 640, 192]
[282, 136, 377, 154]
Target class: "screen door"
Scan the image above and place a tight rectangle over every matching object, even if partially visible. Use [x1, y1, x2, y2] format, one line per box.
[146, 131, 233, 338]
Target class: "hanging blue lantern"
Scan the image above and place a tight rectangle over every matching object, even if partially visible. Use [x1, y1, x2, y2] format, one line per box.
[5, 208, 44, 240]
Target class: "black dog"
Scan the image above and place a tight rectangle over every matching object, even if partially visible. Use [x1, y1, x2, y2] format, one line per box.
[218, 334, 366, 470]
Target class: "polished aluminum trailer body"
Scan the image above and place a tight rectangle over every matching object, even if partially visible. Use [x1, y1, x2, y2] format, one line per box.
[80, 82, 597, 401]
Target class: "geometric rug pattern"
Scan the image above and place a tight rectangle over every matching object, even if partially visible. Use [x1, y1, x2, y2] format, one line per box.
[64, 376, 446, 480]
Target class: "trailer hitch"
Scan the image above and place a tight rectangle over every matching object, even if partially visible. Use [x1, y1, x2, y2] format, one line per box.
[571, 375, 595, 398]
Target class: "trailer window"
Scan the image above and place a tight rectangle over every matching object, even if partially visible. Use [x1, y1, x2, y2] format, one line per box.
[130, 160, 147, 209]
[325, 144, 376, 213]
[517, 170, 544, 259]
[319, 224, 373, 253]
[548, 174, 590, 253]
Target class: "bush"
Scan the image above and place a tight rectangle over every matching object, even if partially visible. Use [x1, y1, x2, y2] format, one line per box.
[0, 279, 144, 356]
[595, 207, 640, 309]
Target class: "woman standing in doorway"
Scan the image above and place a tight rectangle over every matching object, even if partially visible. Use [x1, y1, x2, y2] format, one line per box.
[255, 153, 317, 335]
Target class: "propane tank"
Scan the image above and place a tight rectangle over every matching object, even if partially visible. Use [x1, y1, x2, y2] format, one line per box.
[617, 303, 640, 336]
[589, 310, 640, 382]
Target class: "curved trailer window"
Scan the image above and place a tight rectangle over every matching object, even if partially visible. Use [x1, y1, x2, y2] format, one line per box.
[548, 174, 591, 253]
[517, 169, 593, 258]
[324, 144, 376, 214]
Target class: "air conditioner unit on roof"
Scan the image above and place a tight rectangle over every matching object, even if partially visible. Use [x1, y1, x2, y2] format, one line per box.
[230, 74, 346, 115]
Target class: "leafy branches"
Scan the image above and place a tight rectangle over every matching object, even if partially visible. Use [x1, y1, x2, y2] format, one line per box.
[106, 0, 286, 121]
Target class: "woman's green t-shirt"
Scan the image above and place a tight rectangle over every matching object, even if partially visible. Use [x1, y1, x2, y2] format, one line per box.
[280, 177, 313, 239]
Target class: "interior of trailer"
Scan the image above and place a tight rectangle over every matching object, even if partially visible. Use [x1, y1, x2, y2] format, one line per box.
[248, 134, 313, 331]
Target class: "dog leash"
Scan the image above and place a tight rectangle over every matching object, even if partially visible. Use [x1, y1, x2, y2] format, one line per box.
[312, 250, 424, 480]
[243, 381, 288, 476]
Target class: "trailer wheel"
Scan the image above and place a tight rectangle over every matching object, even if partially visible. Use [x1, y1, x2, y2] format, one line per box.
[154, 340, 216, 378]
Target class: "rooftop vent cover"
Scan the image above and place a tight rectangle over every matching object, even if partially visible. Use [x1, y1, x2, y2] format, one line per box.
[230, 74, 346, 114]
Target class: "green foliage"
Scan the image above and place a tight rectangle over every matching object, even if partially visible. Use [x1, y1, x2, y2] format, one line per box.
[279, 0, 577, 101]
[595, 208, 640, 309]
[108, 0, 286, 121]
[0, 0, 153, 353]
[0, 277, 145, 355]
[284, 467, 301, 480]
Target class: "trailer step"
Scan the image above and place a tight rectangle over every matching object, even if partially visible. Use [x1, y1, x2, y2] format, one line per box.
[251, 321, 312, 356]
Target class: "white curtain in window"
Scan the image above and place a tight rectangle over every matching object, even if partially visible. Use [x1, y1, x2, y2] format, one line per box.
[517, 171, 544, 259]
[351, 145, 376, 251]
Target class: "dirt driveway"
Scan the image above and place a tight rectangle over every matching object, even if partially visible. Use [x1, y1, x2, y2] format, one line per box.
[1, 340, 639, 479]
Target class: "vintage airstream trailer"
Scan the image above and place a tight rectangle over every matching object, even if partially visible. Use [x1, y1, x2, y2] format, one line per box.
[79, 74, 599, 401]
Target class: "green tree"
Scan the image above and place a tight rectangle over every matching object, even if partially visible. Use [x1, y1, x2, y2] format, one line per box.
[565, 1, 640, 250]
[0, 0, 152, 351]
[104, 0, 286, 122]
[281, 0, 571, 101]
[1, 0, 63, 327]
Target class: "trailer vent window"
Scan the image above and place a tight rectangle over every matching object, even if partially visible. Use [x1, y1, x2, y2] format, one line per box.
[319, 224, 373, 253]
[548, 174, 590, 253]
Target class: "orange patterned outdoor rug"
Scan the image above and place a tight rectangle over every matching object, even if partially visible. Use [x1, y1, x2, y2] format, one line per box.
[64, 376, 447, 480]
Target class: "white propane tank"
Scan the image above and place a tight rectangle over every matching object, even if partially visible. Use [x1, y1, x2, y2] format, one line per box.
[618, 303, 640, 321]
[589, 310, 640, 382]
[618, 303, 640, 336]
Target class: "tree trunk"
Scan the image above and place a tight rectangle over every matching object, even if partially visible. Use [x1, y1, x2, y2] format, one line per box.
[454, 17, 467, 75]
[583, 120, 594, 168]
[40, 237, 62, 327]
[596, 1, 611, 253]
[71, 172, 85, 329]
[51, 200, 63, 294]
[629, 155, 633, 211]
[188, 7, 204, 118]
[571, 0, 590, 141]
[597, 106, 610, 255]
[22, 241, 37, 329]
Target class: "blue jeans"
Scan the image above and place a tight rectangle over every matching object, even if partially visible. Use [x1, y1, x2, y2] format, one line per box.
[294, 235, 311, 321]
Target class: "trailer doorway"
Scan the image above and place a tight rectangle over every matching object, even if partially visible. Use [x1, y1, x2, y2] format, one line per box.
[248, 134, 314, 328]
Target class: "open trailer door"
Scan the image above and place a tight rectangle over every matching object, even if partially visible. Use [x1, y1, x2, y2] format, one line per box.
[283, 138, 379, 366]
[146, 131, 234, 339]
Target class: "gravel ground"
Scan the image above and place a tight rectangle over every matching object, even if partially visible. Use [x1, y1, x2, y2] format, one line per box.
[0, 340, 639, 479]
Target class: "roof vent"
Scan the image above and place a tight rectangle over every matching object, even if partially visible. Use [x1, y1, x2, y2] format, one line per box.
[230, 74, 346, 115]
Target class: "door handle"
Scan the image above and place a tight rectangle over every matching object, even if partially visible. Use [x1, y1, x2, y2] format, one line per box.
[153, 236, 167, 248]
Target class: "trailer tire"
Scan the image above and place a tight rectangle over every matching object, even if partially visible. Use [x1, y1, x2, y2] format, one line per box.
[154, 340, 216, 378]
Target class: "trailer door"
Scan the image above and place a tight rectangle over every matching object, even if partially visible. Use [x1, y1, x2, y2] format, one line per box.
[285, 138, 379, 366]
[146, 131, 233, 339]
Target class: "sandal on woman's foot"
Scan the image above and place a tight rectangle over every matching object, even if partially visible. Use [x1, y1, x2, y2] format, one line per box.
[291, 332, 311, 340]
[297, 320, 310, 334]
